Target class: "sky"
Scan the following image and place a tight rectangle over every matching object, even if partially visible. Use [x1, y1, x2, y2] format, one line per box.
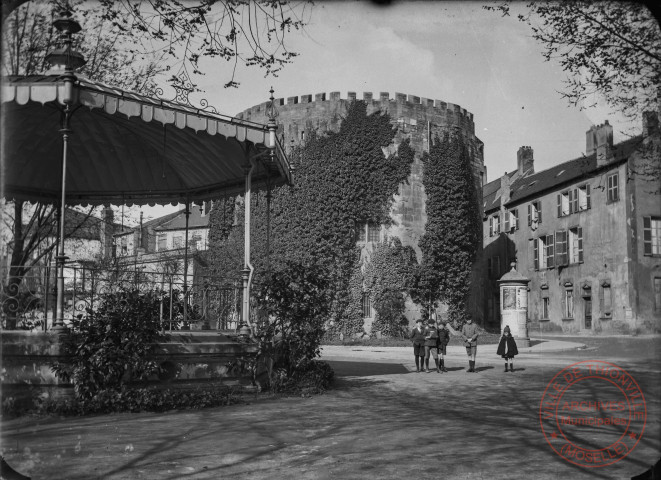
[146, 0, 640, 221]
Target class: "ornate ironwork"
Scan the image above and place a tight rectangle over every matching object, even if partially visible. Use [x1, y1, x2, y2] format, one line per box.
[1, 264, 245, 331]
[160, 71, 218, 114]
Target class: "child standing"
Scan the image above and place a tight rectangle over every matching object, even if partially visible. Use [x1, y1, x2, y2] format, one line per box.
[410, 319, 426, 372]
[437, 321, 450, 372]
[424, 319, 440, 373]
[496, 325, 519, 372]
[461, 317, 479, 373]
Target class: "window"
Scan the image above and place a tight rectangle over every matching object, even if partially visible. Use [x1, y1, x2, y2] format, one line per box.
[654, 278, 661, 312]
[534, 234, 554, 269]
[191, 234, 202, 250]
[544, 234, 554, 268]
[488, 256, 501, 278]
[564, 289, 574, 318]
[558, 192, 570, 217]
[558, 185, 591, 217]
[157, 234, 167, 251]
[489, 213, 501, 236]
[577, 185, 591, 211]
[120, 236, 128, 255]
[362, 292, 372, 318]
[569, 227, 583, 264]
[528, 201, 542, 227]
[542, 297, 550, 319]
[368, 223, 381, 243]
[173, 234, 183, 249]
[357, 223, 367, 242]
[555, 230, 568, 266]
[643, 217, 661, 256]
[505, 209, 519, 233]
[607, 173, 619, 203]
[356, 222, 381, 243]
[601, 282, 612, 316]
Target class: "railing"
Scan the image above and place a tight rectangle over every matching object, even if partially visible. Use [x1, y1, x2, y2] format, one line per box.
[1, 264, 245, 331]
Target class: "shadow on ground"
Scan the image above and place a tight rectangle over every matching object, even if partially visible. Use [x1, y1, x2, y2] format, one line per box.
[326, 360, 409, 377]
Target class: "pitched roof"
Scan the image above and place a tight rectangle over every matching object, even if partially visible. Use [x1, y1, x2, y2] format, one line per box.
[483, 170, 518, 213]
[481, 136, 643, 210]
[154, 206, 210, 230]
[506, 136, 641, 206]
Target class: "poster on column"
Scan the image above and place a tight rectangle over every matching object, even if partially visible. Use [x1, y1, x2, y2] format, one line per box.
[516, 287, 527, 310]
[503, 287, 516, 310]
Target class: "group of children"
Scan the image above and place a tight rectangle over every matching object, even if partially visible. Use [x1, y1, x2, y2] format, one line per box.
[410, 316, 519, 373]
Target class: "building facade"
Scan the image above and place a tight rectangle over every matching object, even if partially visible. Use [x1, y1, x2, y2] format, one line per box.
[112, 203, 214, 285]
[483, 114, 661, 334]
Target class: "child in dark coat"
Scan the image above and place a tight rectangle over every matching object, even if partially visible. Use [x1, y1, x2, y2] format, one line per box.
[496, 325, 519, 372]
[436, 321, 450, 373]
[410, 319, 427, 372]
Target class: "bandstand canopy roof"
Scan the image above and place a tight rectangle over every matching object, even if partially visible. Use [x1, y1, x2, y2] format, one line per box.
[1, 74, 291, 206]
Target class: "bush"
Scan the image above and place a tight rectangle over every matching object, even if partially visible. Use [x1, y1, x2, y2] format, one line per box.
[254, 261, 330, 378]
[3, 387, 243, 417]
[52, 288, 164, 400]
[270, 360, 334, 395]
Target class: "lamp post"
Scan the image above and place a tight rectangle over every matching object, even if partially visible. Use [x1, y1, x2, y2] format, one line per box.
[240, 88, 278, 333]
[45, 9, 86, 331]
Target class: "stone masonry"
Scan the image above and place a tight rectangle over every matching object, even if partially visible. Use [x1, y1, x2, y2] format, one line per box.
[237, 91, 486, 324]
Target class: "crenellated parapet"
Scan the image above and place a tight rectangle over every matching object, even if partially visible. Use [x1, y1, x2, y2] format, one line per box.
[236, 91, 476, 139]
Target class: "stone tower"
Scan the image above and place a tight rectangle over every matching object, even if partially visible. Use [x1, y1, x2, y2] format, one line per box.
[237, 91, 486, 324]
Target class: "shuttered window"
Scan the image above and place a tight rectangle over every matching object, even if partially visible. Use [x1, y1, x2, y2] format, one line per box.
[555, 230, 568, 266]
[569, 227, 583, 263]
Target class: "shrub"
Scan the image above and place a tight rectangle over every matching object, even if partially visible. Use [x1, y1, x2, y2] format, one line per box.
[254, 261, 330, 376]
[2, 387, 242, 417]
[52, 288, 164, 400]
[270, 360, 334, 395]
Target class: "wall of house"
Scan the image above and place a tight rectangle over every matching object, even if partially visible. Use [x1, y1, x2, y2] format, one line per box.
[498, 162, 642, 333]
[628, 136, 661, 331]
[155, 227, 209, 252]
[115, 231, 135, 257]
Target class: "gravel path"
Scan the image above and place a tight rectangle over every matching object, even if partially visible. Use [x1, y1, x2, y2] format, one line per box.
[1, 339, 659, 479]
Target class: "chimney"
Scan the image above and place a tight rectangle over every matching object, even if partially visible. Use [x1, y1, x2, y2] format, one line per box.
[516, 146, 534, 175]
[586, 121, 613, 166]
[500, 171, 511, 205]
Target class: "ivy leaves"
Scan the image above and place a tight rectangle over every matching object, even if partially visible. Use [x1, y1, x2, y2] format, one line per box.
[417, 133, 480, 322]
[207, 100, 413, 337]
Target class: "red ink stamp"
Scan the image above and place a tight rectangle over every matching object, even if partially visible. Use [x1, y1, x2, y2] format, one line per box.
[539, 360, 647, 468]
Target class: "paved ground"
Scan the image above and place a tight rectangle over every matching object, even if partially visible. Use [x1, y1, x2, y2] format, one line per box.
[1, 336, 659, 480]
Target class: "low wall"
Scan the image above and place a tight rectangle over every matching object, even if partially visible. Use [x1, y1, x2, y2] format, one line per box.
[1, 330, 260, 409]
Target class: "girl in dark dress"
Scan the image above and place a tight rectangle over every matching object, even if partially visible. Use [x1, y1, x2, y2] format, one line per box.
[496, 325, 519, 372]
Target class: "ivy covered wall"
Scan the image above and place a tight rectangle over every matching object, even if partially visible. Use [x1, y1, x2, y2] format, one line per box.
[205, 101, 414, 336]
[416, 133, 482, 324]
